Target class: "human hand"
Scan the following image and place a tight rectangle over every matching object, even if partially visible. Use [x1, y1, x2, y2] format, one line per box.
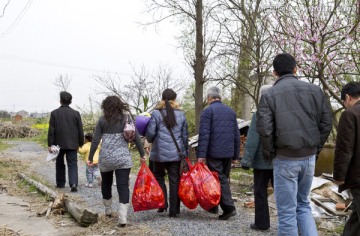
[198, 158, 206, 163]
[334, 180, 345, 185]
[145, 147, 151, 155]
[140, 156, 147, 164]
[87, 160, 93, 166]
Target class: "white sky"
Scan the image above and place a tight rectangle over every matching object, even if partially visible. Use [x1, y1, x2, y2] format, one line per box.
[0, 0, 188, 113]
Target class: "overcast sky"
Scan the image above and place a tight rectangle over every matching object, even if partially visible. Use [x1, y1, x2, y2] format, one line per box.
[0, 0, 188, 113]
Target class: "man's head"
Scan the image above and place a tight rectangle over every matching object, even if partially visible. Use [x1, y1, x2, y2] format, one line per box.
[60, 91, 72, 105]
[207, 86, 221, 104]
[341, 82, 360, 108]
[273, 53, 297, 77]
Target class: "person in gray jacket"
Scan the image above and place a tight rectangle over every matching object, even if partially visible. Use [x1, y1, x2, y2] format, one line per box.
[88, 96, 146, 227]
[241, 84, 273, 231]
[48, 91, 84, 192]
[256, 53, 332, 236]
[146, 88, 189, 218]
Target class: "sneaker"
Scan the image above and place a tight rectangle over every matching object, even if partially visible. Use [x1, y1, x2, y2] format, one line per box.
[96, 176, 102, 186]
[86, 183, 93, 188]
[70, 184, 77, 192]
[250, 223, 269, 231]
[218, 210, 236, 220]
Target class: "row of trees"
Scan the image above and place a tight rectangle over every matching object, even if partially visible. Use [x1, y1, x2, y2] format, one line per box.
[52, 0, 359, 137]
[144, 0, 360, 133]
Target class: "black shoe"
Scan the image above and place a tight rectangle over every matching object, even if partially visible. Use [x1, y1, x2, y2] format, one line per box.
[70, 184, 77, 192]
[169, 213, 177, 218]
[207, 206, 219, 214]
[218, 210, 236, 220]
[158, 208, 167, 213]
[250, 223, 269, 231]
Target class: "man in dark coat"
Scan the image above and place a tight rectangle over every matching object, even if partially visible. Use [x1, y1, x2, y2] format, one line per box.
[256, 53, 332, 235]
[196, 86, 240, 220]
[48, 91, 84, 192]
[333, 82, 360, 236]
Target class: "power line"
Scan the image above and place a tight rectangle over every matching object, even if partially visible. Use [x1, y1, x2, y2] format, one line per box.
[0, 53, 131, 76]
[0, 0, 33, 38]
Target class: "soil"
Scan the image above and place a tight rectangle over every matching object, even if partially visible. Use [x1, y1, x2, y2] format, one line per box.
[0, 140, 343, 236]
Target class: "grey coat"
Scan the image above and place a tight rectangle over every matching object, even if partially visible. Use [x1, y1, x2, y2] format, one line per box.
[146, 106, 188, 163]
[241, 113, 272, 170]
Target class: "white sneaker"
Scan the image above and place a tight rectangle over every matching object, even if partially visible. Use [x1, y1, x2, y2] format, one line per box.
[86, 183, 94, 188]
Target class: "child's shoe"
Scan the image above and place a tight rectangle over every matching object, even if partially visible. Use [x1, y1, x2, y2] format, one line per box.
[86, 183, 94, 188]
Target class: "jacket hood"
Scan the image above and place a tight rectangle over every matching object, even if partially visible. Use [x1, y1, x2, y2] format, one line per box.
[155, 100, 182, 110]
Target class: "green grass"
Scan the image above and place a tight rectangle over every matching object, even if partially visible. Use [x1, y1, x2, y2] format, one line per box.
[0, 140, 11, 151]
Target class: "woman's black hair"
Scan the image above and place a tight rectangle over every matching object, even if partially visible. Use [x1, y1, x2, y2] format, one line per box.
[101, 96, 129, 124]
[161, 89, 177, 129]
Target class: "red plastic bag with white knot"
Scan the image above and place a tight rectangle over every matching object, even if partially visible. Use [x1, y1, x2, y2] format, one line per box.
[190, 162, 221, 211]
[132, 163, 165, 212]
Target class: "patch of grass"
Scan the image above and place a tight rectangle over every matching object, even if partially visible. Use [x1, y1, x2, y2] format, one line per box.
[30, 128, 48, 147]
[0, 140, 11, 151]
[334, 225, 344, 234]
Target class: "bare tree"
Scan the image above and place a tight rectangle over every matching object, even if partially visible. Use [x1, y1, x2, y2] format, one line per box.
[93, 64, 185, 115]
[53, 74, 72, 92]
[145, 0, 222, 132]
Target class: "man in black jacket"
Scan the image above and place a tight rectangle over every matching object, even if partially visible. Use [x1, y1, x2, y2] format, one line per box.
[256, 53, 332, 235]
[48, 91, 84, 192]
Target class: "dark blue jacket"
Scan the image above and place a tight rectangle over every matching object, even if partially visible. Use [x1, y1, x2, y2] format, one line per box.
[196, 101, 240, 159]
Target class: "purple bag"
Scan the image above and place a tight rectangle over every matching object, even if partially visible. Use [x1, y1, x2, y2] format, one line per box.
[135, 115, 151, 136]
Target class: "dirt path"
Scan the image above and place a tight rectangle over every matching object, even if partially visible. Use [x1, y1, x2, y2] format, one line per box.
[0, 140, 338, 236]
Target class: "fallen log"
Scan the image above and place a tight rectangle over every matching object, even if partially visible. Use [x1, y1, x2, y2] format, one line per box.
[17, 172, 98, 227]
[17, 173, 57, 199]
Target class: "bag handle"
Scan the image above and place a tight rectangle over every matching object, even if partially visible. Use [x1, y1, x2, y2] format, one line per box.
[159, 109, 184, 159]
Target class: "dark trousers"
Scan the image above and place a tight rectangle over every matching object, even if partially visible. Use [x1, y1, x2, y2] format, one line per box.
[101, 168, 131, 203]
[56, 149, 78, 187]
[153, 161, 181, 215]
[343, 187, 360, 236]
[206, 158, 236, 213]
[254, 169, 274, 229]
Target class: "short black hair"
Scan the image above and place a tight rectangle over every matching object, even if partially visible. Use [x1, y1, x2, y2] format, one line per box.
[60, 91, 72, 105]
[85, 133, 93, 142]
[341, 81, 360, 100]
[273, 53, 297, 76]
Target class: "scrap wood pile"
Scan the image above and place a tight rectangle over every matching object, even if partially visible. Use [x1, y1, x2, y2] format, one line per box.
[0, 122, 39, 139]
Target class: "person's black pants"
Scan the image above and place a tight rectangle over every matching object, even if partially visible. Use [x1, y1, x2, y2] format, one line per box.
[253, 169, 273, 229]
[56, 149, 78, 187]
[101, 168, 131, 203]
[342, 187, 360, 236]
[206, 158, 236, 213]
[153, 161, 180, 215]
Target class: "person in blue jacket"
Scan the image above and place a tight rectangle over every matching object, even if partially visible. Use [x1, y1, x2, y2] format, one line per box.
[197, 86, 240, 220]
[146, 88, 189, 218]
[241, 84, 273, 231]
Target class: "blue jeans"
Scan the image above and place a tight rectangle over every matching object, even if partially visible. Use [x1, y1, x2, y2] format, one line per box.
[274, 155, 317, 236]
[86, 164, 100, 184]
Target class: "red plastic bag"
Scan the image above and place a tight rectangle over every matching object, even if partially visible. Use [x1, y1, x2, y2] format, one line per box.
[132, 163, 165, 212]
[178, 158, 198, 209]
[190, 162, 221, 211]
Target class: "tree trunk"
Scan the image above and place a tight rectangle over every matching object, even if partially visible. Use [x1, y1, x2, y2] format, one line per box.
[17, 173, 98, 227]
[194, 0, 205, 133]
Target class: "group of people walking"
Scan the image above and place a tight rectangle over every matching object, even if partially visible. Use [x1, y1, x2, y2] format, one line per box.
[47, 52, 360, 236]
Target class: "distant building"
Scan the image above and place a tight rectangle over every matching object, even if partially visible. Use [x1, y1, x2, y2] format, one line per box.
[16, 110, 29, 118]
[30, 112, 49, 118]
[13, 114, 23, 122]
